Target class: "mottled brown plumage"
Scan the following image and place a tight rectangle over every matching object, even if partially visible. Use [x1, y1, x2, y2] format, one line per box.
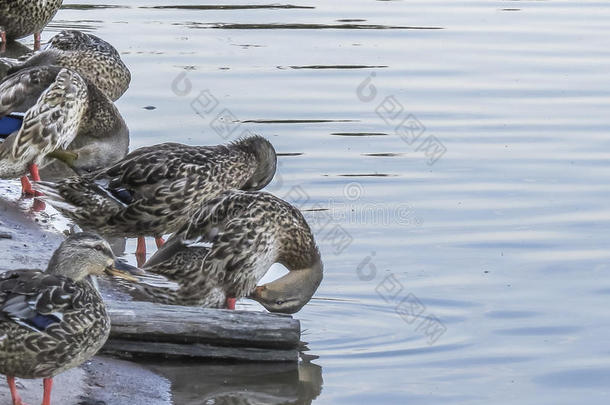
[0, 67, 87, 179]
[0, 0, 63, 40]
[0, 232, 139, 405]
[137, 190, 323, 313]
[4, 30, 130, 101]
[37, 136, 277, 239]
[0, 270, 109, 379]
[0, 65, 129, 178]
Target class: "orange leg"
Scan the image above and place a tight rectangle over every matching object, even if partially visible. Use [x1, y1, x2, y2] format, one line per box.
[34, 32, 41, 51]
[42, 378, 53, 405]
[21, 164, 43, 197]
[0, 30, 6, 53]
[28, 164, 40, 182]
[136, 236, 146, 267]
[155, 237, 165, 248]
[20, 176, 35, 196]
[32, 199, 46, 212]
[7, 376, 27, 405]
[226, 297, 236, 310]
[136, 236, 146, 256]
[29, 164, 43, 197]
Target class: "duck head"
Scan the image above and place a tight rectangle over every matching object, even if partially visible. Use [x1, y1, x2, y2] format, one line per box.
[233, 135, 277, 190]
[46, 232, 139, 283]
[250, 256, 323, 314]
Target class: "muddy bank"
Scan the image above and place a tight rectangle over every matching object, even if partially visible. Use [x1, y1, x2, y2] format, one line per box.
[82, 356, 172, 405]
[0, 181, 64, 269]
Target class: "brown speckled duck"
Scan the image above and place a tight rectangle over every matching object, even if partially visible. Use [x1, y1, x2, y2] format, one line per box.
[0, 65, 129, 195]
[2, 30, 131, 101]
[0, 232, 138, 405]
[35, 136, 277, 260]
[136, 190, 323, 312]
[0, 30, 130, 195]
[0, 0, 63, 50]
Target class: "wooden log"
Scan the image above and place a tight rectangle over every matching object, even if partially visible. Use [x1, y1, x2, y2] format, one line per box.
[105, 301, 301, 362]
[103, 340, 298, 362]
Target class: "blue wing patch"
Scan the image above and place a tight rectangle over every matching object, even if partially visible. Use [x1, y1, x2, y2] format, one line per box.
[27, 314, 62, 331]
[110, 187, 134, 204]
[0, 113, 24, 138]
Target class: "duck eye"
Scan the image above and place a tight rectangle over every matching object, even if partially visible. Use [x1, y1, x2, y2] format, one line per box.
[275, 300, 284, 305]
[94, 245, 103, 251]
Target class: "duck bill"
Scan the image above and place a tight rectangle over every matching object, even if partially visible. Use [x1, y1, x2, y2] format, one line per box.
[106, 259, 141, 282]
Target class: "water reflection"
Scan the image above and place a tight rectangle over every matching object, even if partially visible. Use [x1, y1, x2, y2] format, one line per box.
[145, 358, 323, 405]
[279, 65, 388, 70]
[330, 132, 388, 137]
[144, 5, 316, 11]
[182, 22, 443, 30]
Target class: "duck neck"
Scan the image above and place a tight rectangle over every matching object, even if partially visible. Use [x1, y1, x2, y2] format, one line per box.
[277, 248, 323, 294]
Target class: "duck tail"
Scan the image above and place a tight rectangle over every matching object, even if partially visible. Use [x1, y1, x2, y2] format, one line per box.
[33, 181, 80, 214]
[34, 177, 126, 229]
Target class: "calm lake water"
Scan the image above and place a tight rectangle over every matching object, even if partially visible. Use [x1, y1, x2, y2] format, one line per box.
[11, 0, 610, 403]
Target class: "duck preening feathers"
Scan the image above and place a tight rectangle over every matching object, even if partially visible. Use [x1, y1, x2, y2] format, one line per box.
[2, 30, 131, 101]
[0, 232, 139, 405]
[134, 190, 323, 313]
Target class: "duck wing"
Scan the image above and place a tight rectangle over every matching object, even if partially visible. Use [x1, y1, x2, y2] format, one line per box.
[0, 269, 106, 377]
[172, 191, 274, 295]
[35, 144, 206, 231]
[104, 143, 224, 189]
[0, 65, 63, 116]
[0, 270, 90, 333]
[6, 68, 88, 162]
[36, 142, 254, 237]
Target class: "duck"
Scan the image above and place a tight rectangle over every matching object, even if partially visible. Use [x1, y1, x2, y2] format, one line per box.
[0, 65, 129, 195]
[2, 30, 131, 101]
[133, 190, 323, 312]
[0, 40, 30, 79]
[0, 0, 64, 51]
[35, 136, 277, 261]
[0, 232, 139, 405]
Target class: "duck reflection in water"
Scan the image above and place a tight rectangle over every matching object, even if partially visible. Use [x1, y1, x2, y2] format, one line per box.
[145, 357, 323, 405]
